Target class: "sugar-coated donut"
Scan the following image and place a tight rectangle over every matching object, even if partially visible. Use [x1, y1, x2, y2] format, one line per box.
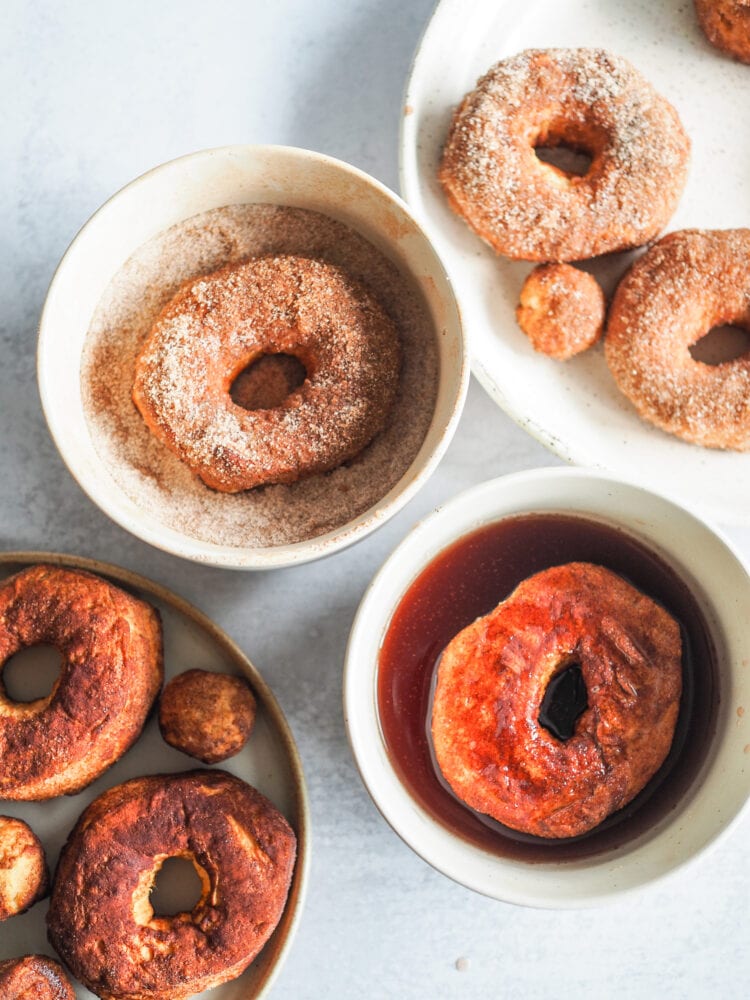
[0, 564, 163, 800]
[439, 48, 690, 261]
[47, 769, 297, 1000]
[605, 229, 750, 450]
[0, 955, 75, 1000]
[0, 815, 48, 920]
[695, 0, 750, 63]
[516, 263, 605, 359]
[133, 255, 401, 493]
[432, 563, 682, 838]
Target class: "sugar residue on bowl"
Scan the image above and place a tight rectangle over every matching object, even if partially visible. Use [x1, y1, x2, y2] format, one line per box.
[81, 205, 439, 548]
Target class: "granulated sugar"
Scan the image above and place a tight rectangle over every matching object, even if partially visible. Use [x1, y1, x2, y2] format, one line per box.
[81, 204, 439, 548]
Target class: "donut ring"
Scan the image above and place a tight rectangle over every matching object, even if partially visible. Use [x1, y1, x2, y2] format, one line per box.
[695, 0, 750, 63]
[0, 816, 48, 919]
[605, 229, 750, 450]
[432, 563, 682, 838]
[0, 955, 75, 1000]
[0, 565, 163, 800]
[133, 255, 401, 493]
[439, 48, 690, 261]
[47, 770, 297, 1000]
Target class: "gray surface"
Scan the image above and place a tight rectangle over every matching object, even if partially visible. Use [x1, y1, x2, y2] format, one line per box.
[2, 1, 749, 997]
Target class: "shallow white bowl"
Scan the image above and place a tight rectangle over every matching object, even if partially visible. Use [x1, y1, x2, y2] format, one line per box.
[38, 145, 467, 569]
[344, 467, 750, 908]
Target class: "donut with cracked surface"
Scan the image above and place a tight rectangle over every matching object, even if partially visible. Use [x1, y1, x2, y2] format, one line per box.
[0, 815, 48, 919]
[695, 0, 750, 63]
[516, 263, 606, 359]
[0, 955, 75, 1000]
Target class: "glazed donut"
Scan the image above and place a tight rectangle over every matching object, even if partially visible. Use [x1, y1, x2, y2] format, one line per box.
[516, 263, 605, 359]
[432, 562, 682, 838]
[47, 769, 297, 1000]
[605, 229, 750, 450]
[0, 564, 163, 800]
[159, 669, 257, 764]
[133, 255, 401, 493]
[695, 0, 750, 63]
[0, 955, 75, 1000]
[439, 48, 690, 261]
[0, 815, 48, 919]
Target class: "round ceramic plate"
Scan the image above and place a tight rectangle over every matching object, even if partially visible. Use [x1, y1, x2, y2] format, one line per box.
[0, 553, 309, 999]
[401, 0, 750, 524]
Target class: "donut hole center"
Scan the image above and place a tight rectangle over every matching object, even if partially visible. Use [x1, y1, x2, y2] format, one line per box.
[230, 353, 307, 410]
[534, 142, 593, 178]
[0, 644, 62, 703]
[148, 855, 205, 918]
[539, 663, 588, 741]
[689, 324, 750, 365]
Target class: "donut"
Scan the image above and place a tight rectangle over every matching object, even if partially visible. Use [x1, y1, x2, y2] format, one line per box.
[0, 955, 75, 1000]
[432, 562, 682, 838]
[47, 769, 296, 1000]
[438, 48, 690, 261]
[695, 0, 750, 63]
[0, 816, 48, 919]
[132, 255, 401, 493]
[0, 564, 163, 800]
[159, 669, 257, 764]
[605, 229, 750, 450]
[516, 263, 606, 359]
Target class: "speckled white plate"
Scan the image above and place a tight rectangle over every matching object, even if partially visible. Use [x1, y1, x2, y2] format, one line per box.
[0, 552, 309, 1000]
[401, 0, 750, 524]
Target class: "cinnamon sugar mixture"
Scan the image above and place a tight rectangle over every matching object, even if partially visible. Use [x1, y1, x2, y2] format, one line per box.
[81, 205, 438, 548]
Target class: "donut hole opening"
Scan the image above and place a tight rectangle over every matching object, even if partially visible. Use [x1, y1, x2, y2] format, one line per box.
[230, 353, 307, 410]
[0, 644, 62, 703]
[534, 143, 593, 178]
[689, 324, 750, 365]
[148, 855, 206, 919]
[539, 663, 588, 741]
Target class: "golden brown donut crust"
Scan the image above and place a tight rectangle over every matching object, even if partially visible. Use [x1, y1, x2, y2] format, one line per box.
[0, 565, 163, 800]
[159, 669, 257, 764]
[47, 769, 297, 1000]
[133, 254, 401, 493]
[605, 228, 750, 450]
[0, 816, 48, 920]
[696, 0, 750, 63]
[0, 955, 75, 1000]
[439, 48, 690, 261]
[432, 563, 682, 838]
[516, 263, 606, 359]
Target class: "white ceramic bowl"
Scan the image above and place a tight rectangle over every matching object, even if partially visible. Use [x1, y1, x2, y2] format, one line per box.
[344, 467, 750, 908]
[38, 145, 467, 569]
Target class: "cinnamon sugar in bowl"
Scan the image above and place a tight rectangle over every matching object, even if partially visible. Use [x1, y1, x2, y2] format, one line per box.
[38, 146, 467, 568]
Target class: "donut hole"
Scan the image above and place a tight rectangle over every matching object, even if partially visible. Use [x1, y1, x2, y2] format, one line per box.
[148, 855, 206, 918]
[689, 324, 750, 365]
[230, 353, 307, 410]
[539, 663, 588, 741]
[0, 644, 62, 703]
[534, 143, 593, 178]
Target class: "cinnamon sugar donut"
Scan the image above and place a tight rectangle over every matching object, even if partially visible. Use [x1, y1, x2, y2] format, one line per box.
[605, 229, 750, 449]
[133, 255, 401, 493]
[696, 0, 750, 63]
[0, 816, 48, 919]
[439, 48, 690, 261]
[0, 564, 163, 800]
[516, 263, 606, 359]
[0, 955, 75, 1000]
[432, 563, 682, 838]
[47, 770, 296, 1000]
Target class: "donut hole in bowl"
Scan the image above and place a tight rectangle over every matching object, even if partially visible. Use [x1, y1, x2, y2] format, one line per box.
[135, 851, 210, 925]
[229, 353, 308, 411]
[538, 662, 588, 741]
[0, 644, 62, 704]
[689, 324, 750, 366]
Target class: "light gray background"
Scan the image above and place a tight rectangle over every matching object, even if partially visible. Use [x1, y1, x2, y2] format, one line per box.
[2, 1, 749, 997]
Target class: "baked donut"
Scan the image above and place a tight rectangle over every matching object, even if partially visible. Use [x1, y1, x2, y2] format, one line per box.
[159, 669, 257, 764]
[133, 255, 401, 493]
[439, 48, 690, 261]
[0, 564, 163, 800]
[0, 955, 75, 1000]
[695, 0, 750, 63]
[605, 229, 750, 449]
[47, 769, 296, 1000]
[0, 816, 48, 919]
[516, 263, 606, 359]
[432, 562, 682, 838]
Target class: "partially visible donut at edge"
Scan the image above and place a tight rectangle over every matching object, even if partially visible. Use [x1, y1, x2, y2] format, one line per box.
[695, 0, 750, 63]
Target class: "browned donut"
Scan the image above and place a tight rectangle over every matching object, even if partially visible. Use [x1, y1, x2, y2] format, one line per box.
[47, 769, 296, 1000]
[516, 263, 605, 359]
[696, 0, 750, 63]
[133, 255, 401, 493]
[605, 229, 750, 449]
[439, 49, 690, 261]
[159, 669, 257, 764]
[432, 563, 682, 838]
[0, 955, 75, 1000]
[0, 816, 48, 919]
[0, 565, 163, 800]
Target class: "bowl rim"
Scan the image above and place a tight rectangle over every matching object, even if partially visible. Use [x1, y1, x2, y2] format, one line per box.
[37, 143, 469, 570]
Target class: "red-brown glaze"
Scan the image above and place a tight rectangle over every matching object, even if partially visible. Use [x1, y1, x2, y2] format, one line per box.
[0, 955, 75, 1000]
